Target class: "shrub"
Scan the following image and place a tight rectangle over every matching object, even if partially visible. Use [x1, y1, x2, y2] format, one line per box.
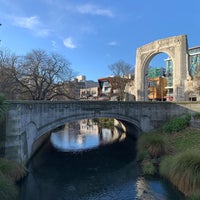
[142, 160, 156, 175]
[0, 158, 28, 182]
[0, 172, 18, 200]
[189, 193, 200, 200]
[193, 112, 200, 119]
[162, 115, 190, 133]
[160, 150, 200, 196]
[136, 150, 149, 162]
[137, 133, 168, 158]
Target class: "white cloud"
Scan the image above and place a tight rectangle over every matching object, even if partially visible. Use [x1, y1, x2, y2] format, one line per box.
[13, 16, 39, 29]
[10, 15, 50, 37]
[76, 4, 114, 17]
[63, 37, 77, 49]
[108, 41, 118, 46]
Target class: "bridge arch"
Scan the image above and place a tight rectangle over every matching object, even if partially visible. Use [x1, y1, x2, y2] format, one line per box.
[5, 101, 199, 164]
[35, 113, 142, 143]
[31, 113, 142, 161]
[135, 35, 189, 101]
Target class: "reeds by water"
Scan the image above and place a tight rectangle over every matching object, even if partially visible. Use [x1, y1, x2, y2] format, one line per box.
[136, 114, 200, 198]
[0, 158, 28, 200]
[160, 150, 200, 197]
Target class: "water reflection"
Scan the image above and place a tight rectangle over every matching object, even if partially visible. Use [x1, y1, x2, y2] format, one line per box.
[19, 117, 186, 200]
[50, 119, 126, 152]
[136, 177, 166, 200]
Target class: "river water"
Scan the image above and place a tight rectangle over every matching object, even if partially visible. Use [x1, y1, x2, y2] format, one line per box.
[19, 120, 185, 200]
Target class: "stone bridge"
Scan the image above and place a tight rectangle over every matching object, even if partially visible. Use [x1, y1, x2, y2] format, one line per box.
[3, 100, 200, 163]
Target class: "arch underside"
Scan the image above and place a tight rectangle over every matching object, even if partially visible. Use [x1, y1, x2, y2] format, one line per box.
[35, 113, 142, 142]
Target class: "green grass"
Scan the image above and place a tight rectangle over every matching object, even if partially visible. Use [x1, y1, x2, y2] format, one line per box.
[137, 132, 169, 159]
[0, 158, 28, 200]
[0, 172, 18, 200]
[160, 150, 200, 196]
[0, 158, 28, 182]
[160, 128, 200, 197]
[136, 114, 200, 198]
[193, 112, 200, 119]
[136, 132, 170, 175]
[171, 128, 200, 152]
[142, 160, 156, 175]
[162, 115, 191, 133]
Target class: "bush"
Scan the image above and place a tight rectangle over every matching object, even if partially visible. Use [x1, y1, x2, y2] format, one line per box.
[160, 150, 200, 196]
[189, 193, 200, 200]
[136, 150, 149, 162]
[137, 133, 169, 175]
[162, 115, 191, 133]
[142, 160, 156, 175]
[0, 172, 18, 200]
[0, 158, 28, 182]
[193, 112, 200, 119]
[137, 133, 168, 158]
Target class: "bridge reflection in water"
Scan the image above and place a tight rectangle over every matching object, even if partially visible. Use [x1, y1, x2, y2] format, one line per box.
[19, 118, 185, 200]
[50, 119, 126, 152]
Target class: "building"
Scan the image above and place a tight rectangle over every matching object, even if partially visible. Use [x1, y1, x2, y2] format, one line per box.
[124, 79, 135, 101]
[148, 77, 167, 101]
[98, 77, 112, 100]
[188, 46, 200, 78]
[164, 46, 200, 101]
[147, 67, 165, 78]
[98, 76, 134, 101]
[164, 57, 173, 101]
[73, 76, 98, 99]
[80, 87, 98, 100]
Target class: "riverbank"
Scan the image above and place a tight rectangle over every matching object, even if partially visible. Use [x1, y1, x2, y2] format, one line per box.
[0, 158, 27, 200]
[136, 114, 200, 199]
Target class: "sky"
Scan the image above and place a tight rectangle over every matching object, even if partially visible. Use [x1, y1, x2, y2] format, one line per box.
[0, 0, 200, 81]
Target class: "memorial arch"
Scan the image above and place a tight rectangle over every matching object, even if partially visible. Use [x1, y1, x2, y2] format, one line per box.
[134, 35, 190, 101]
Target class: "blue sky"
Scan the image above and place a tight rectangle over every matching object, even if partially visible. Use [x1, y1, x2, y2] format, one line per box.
[0, 0, 200, 81]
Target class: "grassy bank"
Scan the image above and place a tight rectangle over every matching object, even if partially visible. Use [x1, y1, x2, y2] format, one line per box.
[0, 158, 28, 200]
[137, 114, 200, 199]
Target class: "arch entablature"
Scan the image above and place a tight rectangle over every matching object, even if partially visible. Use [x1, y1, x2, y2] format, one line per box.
[135, 35, 189, 101]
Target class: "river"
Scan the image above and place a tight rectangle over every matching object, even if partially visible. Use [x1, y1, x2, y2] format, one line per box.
[19, 119, 185, 200]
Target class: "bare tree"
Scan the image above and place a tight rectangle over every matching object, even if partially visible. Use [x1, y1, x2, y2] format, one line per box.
[108, 76, 130, 101]
[0, 48, 20, 99]
[11, 49, 77, 100]
[108, 59, 133, 77]
[107, 60, 134, 101]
